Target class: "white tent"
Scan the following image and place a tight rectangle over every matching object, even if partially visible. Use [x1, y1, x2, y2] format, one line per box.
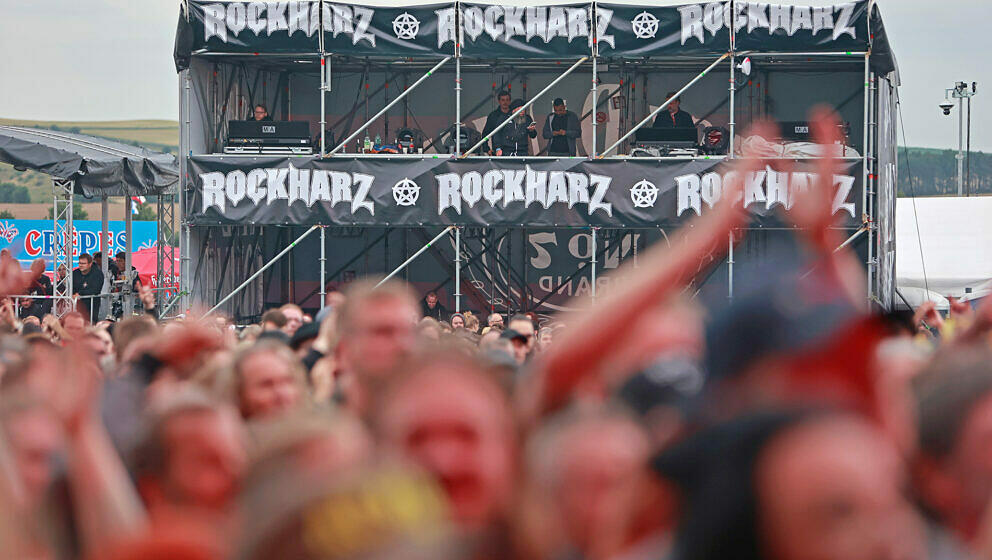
[896, 196, 992, 308]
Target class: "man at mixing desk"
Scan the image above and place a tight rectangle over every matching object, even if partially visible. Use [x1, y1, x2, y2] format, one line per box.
[652, 92, 695, 129]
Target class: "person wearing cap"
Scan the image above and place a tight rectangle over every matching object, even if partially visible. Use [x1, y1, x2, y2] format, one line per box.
[450, 313, 466, 330]
[542, 98, 581, 157]
[500, 329, 530, 366]
[652, 91, 695, 129]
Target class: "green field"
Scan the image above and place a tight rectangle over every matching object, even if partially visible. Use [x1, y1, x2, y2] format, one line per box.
[0, 118, 179, 205]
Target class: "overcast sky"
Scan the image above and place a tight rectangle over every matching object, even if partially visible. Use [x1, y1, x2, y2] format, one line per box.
[0, 0, 988, 151]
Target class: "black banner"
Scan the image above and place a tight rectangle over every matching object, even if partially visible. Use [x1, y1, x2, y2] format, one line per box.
[184, 1, 453, 57]
[597, 2, 729, 57]
[323, 3, 454, 57]
[186, 1, 321, 54]
[458, 3, 594, 59]
[733, 1, 871, 53]
[190, 155, 862, 229]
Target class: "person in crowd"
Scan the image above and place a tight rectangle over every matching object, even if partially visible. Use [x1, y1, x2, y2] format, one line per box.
[249, 104, 271, 122]
[114, 251, 141, 292]
[501, 328, 531, 366]
[93, 252, 120, 284]
[488, 313, 504, 329]
[507, 314, 537, 362]
[229, 342, 306, 420]
[260, 309, 287, 332]
[20, 259, 52, 320]
[279, 303, 304, 337]
[451, 312, 466, 330]
[912, 346, 992, 553]
[376, 352, 517, 550]
[542, 98, 581, 157]
[482, 90, 514, 155]
[464, 312, 481, 334]
[421, 290, 448, 320]
[652, 91, 695, 129]
[72, 253, 104, 322]
[494, 98, 537, 156]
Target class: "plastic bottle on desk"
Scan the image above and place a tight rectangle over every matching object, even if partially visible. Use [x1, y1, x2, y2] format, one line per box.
[363, 133, 371, 152]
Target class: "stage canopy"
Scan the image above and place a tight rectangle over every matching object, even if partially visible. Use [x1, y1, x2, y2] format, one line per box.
[0, 126, 179, 198]
[174, 0, 897, 74]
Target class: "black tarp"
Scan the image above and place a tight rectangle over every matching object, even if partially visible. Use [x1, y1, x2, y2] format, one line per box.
[0, 126, 179, 197]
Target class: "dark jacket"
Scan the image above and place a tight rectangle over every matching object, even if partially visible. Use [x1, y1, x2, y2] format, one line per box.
[20, 275, 52, 319]
[73, 267, 104, 322]
[482, 108, 513, 154]
[495, 114, 537, 156]
[653, 109, 695, 129]
[421, 300, 448, 321]
[542, 110, 581, 156]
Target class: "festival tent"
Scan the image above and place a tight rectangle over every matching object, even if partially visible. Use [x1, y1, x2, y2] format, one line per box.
[896, 196, 992, 309]
[0, 126, 179, 315]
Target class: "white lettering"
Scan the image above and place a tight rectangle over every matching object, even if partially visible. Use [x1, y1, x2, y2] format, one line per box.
[588, 174, 613, 217]
[833, 2, 857, 40]
[201, 172, 226, 212]
[437, 173, 461, 214]
[678, 5, 704, 45]
[203, 3, 227, 42]
[351, 173, 374, 215]
[676, 174, 701, 216]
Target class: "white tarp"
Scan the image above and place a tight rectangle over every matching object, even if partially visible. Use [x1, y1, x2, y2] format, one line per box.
[897, 196, 992, 307]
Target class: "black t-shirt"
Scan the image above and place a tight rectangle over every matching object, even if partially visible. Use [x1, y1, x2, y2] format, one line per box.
[548, 114, 570, 154]
[21, 275, 53, 318]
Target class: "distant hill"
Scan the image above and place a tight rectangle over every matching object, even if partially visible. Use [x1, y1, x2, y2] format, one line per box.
[0, 119, 178, 205]
[899, 147, 992, 197]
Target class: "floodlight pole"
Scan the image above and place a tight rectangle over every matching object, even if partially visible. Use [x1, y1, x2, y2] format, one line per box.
[206, 225, 319, 317]
[329, 56, 453, 155]
[376, 226, 455, 288]
[600, 53, 729, 157]
[462, 56, 589, 158]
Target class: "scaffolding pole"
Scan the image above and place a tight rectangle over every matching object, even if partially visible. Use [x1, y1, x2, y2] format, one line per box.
[456, 36, 462, 155]
[455, 227, 462, 312]
[462, 56, 590, 158]
[206, 225, 319, 317]
[591, 44, 598, 157]
[861, 54, 870, 308]
[180, 68, 192, 313]
[319, 226, 327, 309]
[100, 197, 110, 307]
[590, 227, 598, 300]
[329, 56, 452, 155]
[376, 227, 455, 288]
[601, 53, 729, 157]
[728, 231, 735, 300]
[123, 197, 134, 316]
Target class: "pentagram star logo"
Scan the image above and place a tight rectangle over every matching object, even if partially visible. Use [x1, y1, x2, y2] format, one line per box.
[392, 178, 421, 206]
[392, 12, 420, 40]
[630, 180, 659, 208]
[631, 11, 659, 39]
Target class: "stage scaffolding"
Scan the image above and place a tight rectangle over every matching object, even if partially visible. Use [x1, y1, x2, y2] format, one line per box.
[176, 0, 899, 320]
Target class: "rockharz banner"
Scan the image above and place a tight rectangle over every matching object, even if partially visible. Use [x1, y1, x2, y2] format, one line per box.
[457, 3, 596, 58]
[190, 156, 862, 228]
[185, 1, 453, 57]
[596, 2, 728, 57]
[732, 1, 870, 53]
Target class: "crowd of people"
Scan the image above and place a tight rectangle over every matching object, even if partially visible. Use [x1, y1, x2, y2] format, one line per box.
[1, 112, 992, 560]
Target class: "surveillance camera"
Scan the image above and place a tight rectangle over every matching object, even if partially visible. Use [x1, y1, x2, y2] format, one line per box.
[939, 101, 954, 115]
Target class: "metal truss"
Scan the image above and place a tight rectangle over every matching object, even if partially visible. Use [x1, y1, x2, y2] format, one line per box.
[51, 178, 74, 318]
[157, 194, 178, 312]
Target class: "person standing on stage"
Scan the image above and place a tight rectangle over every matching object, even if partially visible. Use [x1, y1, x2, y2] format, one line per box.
[542, 98, 581, 157]
[482, 90, 514, 155]
[652, 91, 695, 129]
[494, 99, 538, 156]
